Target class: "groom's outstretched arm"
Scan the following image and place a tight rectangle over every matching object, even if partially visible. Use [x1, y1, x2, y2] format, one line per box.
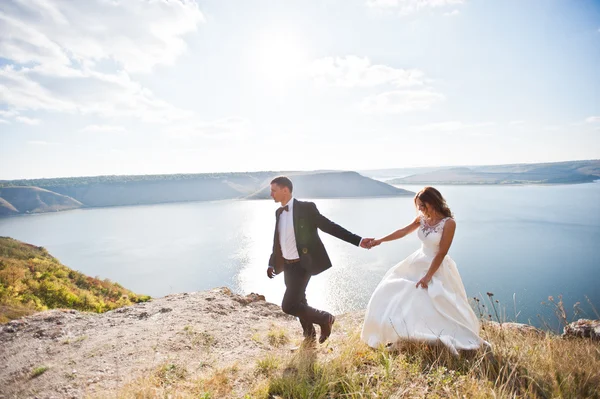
[309, 202, 362, 246]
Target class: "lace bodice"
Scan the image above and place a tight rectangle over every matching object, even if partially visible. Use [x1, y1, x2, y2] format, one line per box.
[417, 216, 450, 256]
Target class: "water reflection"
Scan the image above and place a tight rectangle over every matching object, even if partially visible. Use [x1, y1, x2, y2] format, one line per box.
[234, 200, 286, 305]
[0, 183, 598, 328]
[234, 197, 422, 315]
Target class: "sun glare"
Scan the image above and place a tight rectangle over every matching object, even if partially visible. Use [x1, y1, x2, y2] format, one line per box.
[253, 30, 309, 86]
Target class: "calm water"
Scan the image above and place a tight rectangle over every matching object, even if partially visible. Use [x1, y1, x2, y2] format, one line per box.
[1, 183, 599, 329]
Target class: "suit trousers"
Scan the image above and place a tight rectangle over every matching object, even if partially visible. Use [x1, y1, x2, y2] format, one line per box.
[281, 261, 330, 336]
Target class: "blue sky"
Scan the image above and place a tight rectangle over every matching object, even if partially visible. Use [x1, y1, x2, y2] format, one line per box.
[0, 0, 599, 179]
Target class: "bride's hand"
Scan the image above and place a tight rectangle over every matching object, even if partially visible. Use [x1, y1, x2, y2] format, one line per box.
[416, 275, 432, 289]
[368, 239, 382, 249]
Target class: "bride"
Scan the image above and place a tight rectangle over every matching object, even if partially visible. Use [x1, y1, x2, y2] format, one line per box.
[361, 187, 487, 354]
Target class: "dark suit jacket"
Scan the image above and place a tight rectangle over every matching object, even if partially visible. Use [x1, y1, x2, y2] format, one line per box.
[268, 199, 362, 276]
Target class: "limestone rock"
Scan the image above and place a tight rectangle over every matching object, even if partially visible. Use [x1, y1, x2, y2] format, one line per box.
[484, 321, 544, 336]
[562, 319, 600, 340]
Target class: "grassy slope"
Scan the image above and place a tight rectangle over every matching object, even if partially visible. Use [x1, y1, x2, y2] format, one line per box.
[0, 238, 597, 397]
[0, 197, 19, 216]
[0, 237, 150, 323]
[0, 186, 83, 214]
[119, 318, 600, 399]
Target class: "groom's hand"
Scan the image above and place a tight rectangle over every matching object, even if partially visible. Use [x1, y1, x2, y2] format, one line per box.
[360, 238, 374, 249]
[267, 266, 275, 279]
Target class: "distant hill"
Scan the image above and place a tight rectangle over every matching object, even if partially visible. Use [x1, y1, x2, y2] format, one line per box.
[0, 171, 411, 216]
[0, 198, 18, 216]
[247, 171, 414, 199]
[359, 166, 443, 180]
[385, 160, 600, 185]
[0, 187, 82, 215]
[0, 173, 274, 208]
[0, 237, 150, 323]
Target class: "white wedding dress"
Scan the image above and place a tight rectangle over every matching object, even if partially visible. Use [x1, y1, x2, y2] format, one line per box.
[361, 216, 487, 354]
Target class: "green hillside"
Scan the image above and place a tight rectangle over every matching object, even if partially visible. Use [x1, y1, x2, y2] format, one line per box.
[0, 237, 150, 323]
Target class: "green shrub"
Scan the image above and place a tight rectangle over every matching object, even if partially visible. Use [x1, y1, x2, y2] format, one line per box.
[0, 237, 151, 323]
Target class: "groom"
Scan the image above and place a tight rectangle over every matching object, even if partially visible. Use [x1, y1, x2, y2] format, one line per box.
[267, 176, 373, 344]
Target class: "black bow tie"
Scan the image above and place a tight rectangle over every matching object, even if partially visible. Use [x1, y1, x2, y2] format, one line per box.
[277, 205, 289, 216]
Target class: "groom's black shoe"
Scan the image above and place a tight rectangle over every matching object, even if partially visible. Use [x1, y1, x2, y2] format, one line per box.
[319, 314, 335, 344]
[300, 319, 316, 340]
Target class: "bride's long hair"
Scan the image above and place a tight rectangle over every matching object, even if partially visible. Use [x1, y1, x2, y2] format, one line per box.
[414, 187, 453, 218]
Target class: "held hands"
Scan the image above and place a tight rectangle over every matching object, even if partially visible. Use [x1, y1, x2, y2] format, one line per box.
[368, 239, 382, 249]
[360, 238, 379, 249]
[360, 238, 382, 249]
[360, 238, 373, 249]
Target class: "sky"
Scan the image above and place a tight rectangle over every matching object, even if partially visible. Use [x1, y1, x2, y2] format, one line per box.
[0, 0, 599, 180]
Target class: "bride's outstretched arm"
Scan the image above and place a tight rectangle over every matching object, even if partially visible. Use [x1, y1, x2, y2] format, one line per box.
[416, 218, 456, 289]
[371, 216, 420, 247]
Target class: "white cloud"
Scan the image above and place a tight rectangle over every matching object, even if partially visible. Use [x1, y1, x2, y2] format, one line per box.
[0, 109, 19, 118]
[0, 65, 75, 112]
[0, 0, 203, 123]
[309, 56, 427, 88]
[509, 120, 526, 125]
[27, 140, 50, 145]
[585, 116, 600, 123]
[360, 90, 445, 114]
[16, 116, 41, 125]
[0, 0, 204, 73]
[0, 65, 191, 123]
[165, 117, 252, 140]
[366, 0, 465, 14]
[308, 55, 444, 115]
[80, 125, 127, 133]
[412, 121, 493, 132]
[444, 9, 460, 16]
[0, 119, 9, 124]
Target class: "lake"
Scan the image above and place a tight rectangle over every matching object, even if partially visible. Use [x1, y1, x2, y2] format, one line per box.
[1, 183, 599, 330]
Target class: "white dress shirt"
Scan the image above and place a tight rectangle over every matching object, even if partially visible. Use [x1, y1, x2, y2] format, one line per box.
[278, 197, 300, 260]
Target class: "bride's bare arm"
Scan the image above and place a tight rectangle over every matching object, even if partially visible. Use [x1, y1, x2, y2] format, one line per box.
[416, 218, 456, 289]
[371, 216, 420, 246]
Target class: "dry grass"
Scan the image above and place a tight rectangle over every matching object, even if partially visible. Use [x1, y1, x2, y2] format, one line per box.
[114, 324, 599, 398]
[182, 325, 216, 349]
[0, 303, 37, 323]
[113, 315, 600, 399]
[267, 325, 289, 347]
[30, 365, 49, 378]
[256, 354, 281, 376]
[261, 327, 600, 399]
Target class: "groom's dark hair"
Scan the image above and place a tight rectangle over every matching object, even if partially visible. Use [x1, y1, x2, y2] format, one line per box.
[271, 176, 293, 193]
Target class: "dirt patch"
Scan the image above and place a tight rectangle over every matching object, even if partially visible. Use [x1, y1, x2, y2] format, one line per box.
[0, 287, 361, 398]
